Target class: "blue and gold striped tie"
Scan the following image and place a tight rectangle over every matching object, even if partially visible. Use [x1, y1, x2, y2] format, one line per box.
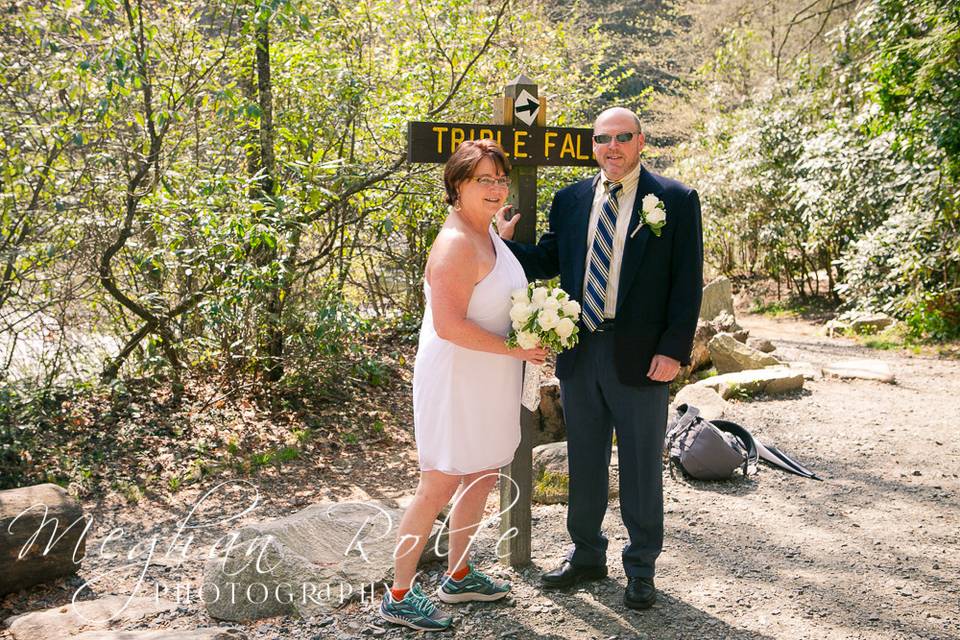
[583, 180, 622, 332]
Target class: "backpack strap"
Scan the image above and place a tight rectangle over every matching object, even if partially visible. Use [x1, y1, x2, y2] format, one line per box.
[665, 403, 700, 445]
[664, 403, 701, 478]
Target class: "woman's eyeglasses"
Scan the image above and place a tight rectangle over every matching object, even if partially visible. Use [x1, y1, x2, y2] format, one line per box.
[592, 131, 640, 145]
[470, 176, 511, 188]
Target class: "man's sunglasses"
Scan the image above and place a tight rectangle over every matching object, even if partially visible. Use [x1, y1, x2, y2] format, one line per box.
[592, 131, 640, 145]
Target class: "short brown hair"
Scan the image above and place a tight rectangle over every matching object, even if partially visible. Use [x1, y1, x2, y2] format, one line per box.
[442, 139, 511, 206]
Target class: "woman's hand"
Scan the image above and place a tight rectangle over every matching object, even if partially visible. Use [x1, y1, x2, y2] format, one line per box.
[510, 344, 548, 365]
[495, 205, 520, 240]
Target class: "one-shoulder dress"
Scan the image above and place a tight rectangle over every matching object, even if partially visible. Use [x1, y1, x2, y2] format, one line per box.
[412, 226, 528, 474]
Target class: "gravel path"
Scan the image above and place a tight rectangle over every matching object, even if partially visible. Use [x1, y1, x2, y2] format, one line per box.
[3, 315, 958, 640]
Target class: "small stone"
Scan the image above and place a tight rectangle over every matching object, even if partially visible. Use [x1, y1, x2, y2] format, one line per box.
[823, 359, 896, 383]
[746, 337, 776, 353]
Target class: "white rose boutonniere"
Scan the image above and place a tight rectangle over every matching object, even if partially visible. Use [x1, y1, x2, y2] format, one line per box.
[632, 194, 667, 238]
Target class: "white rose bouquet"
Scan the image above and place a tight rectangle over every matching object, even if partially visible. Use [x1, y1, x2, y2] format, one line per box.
[506, 284, 581, 352]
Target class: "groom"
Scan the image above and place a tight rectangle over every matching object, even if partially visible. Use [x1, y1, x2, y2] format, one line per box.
[498, 107, 702, 609]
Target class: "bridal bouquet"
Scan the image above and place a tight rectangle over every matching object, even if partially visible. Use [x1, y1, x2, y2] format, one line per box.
[506, 284, 581, 352]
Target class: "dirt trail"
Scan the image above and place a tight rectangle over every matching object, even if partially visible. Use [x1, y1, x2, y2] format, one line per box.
[3, 314, 958, 640]
[469, 314, 960, 640]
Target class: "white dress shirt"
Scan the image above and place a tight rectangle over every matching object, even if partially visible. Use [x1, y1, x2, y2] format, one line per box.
[583, 162, 642, 318]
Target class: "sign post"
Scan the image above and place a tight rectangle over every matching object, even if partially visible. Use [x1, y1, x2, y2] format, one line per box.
[407, 74, 597, 567]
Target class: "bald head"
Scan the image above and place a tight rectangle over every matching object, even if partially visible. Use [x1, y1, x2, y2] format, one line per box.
[594, 107, 642, 132]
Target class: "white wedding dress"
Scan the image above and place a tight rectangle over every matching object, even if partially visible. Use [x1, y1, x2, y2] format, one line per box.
[413, 226, 528, 474]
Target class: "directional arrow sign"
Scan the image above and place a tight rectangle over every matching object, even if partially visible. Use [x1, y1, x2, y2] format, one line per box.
[513, 89, 540, 127]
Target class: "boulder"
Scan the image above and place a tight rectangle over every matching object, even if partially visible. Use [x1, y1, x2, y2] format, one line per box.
[681, 321, 716, 377]
[72, 630, 247, 640]
[823, 359, 896, 384]
[671, 385, 728, 421]
[203, 501, 444, 621]
[708, 333, 780, 374]
[4, 596, 177, 640]
[532, 441, 568, 476]
[699, 277, 735, 321]
[678, 312, 750, 381]
[712, 310, 749, 343]
[746, 337, 776, 353]
[785, 361, 822, 380]
[693, 367, 804, 399]
[1, 483, 86, 596]
[849, 313, 894, 335]
[531, 442, 618, 504]
[535, 377, 565, 445]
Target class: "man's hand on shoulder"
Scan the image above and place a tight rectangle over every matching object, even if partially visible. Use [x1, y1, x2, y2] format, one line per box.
[647, 354, 681, 382]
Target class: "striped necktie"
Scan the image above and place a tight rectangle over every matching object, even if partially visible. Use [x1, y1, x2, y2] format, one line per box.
[583, 180, 622, 332]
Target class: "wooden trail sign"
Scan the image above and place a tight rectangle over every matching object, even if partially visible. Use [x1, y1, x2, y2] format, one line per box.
[407, 122, 595, 166]
[406, 75, 597, 567]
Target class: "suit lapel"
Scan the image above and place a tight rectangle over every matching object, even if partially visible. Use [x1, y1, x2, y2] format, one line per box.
[616, 166, 663, 314]
[569, 178, 598, 302]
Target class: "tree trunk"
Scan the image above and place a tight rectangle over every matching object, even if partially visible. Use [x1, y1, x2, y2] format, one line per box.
[252, 6, 284, 382]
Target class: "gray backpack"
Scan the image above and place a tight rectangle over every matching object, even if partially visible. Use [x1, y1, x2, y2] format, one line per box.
[664, 404, 758, 480]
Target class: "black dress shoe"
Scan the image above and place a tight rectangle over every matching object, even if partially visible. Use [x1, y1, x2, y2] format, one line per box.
[624, 576, 656, 609]
[541, 560, 608, 589]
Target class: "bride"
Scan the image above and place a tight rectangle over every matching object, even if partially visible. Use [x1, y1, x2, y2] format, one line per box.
[378, 139, 547, 631]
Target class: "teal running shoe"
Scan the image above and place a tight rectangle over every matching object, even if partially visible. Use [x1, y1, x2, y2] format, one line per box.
[379, 584, 452, 631]
[437, 564, 511, 603]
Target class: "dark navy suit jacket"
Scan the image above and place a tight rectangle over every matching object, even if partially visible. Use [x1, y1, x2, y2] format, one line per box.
[505, 166, 704, 387]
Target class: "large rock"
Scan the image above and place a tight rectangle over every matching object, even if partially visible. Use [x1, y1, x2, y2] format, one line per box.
[535, 377, 565, 445]
[203, 501, 442, 621]
[72, 630, 246, 640]
[678, 311, 750, 381]
[532, 442, 618, 504]
[823, 359, 896, 384]
[4, 596, 177, 640]
[682, 321, 716, 377]
[693, 367, 805, 399]
[699, 276, 735, 321]
[671, 385, 728, 421]
[712, 310, 749, 343]
[708, 333, 780, 374]
[785, 361, 822, 380]
[1, 483, 86, 595]
[849, 313, 894, 335]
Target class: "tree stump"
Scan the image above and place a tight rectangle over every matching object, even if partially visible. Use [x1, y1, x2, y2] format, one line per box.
[1, 483, 87, 595]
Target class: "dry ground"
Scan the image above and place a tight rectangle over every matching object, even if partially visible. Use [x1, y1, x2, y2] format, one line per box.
[3, 313, 959, 640]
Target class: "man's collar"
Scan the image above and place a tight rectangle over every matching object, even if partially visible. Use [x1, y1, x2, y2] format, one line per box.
[593, 162, 643, 192]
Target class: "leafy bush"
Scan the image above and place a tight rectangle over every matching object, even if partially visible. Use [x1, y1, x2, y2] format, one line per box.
[675, 0, 959, 339]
